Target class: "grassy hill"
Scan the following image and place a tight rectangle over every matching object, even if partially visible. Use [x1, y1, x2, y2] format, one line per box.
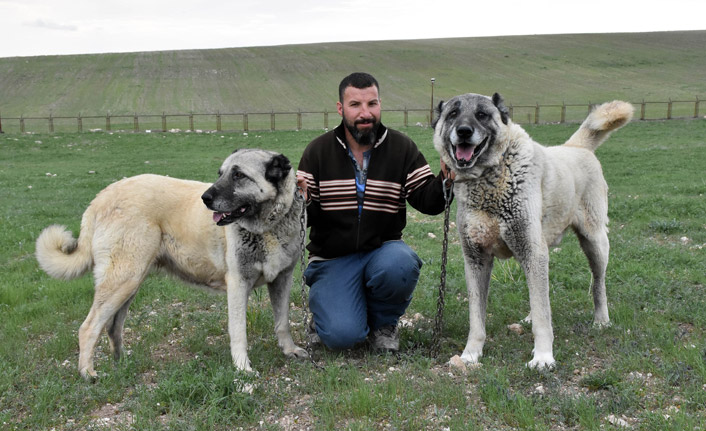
[1, 30, 705, 117]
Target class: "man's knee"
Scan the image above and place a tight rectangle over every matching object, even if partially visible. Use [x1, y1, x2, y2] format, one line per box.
[366, 243, 422, 300]
[317, 319, 367, 350]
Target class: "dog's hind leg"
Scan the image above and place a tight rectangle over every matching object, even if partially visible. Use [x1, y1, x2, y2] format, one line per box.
[576, 228, 610, 326]
[78, 228, 158, 380]
[107, 291, 138, 361]
[267, 268, 307, 360]
[78, 279, 145, 380]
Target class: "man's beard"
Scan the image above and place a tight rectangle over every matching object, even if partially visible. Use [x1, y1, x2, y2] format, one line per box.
[344, 117, 380, 146]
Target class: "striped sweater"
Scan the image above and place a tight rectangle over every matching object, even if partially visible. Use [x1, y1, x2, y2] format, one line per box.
[297, 122, 448, 259]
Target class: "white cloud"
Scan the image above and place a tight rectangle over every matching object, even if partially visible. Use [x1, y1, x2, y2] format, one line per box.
[23, 19, 78, 32]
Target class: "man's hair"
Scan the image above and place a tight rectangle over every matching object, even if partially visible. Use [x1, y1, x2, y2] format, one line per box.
[338, 72, 379, 102]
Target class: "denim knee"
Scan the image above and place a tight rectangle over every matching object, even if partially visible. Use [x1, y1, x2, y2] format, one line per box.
[366, 243, 422, 303]
[316, 319, 367, 350]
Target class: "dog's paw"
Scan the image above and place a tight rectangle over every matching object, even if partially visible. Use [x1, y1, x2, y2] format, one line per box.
[79, 367, 98, 382]
[526, 352, 556, 370]
[284, 346, 309, 360]
[592, 319, 611, 329]
[460, 350, 482, 365]
[232, 355, 253, 373]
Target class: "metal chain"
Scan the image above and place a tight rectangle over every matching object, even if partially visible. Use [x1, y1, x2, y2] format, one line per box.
[431, 178, 454, 358]
[295, 189, 322, 369]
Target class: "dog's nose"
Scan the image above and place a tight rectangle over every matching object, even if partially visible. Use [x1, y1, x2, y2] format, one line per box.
[201, 190, 213, 207]
[456, 125, 473, 140]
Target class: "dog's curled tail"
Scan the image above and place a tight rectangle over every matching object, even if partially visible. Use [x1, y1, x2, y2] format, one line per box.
[36, 224, 93, 280]
[563, 100, 634, 152]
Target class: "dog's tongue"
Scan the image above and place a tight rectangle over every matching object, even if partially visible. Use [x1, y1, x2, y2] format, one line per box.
[213, 212, 230, 223]
[456, 145, 475, 162]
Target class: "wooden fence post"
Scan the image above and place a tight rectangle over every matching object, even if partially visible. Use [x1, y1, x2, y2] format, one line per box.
[297, 110, 302, 131]
[49, 113, 54, 133]
[695, 97, 700, 118]
[667, 99, 672, 120]
[20, 115, 25, 133]
[216, 112, 222, 132]
[134, 113, 139, 132]
[560, 102, 566, 123]
[162, 112, 167, 132]
[640, 100, 646, 120]
[509, 104, 514, 121]
[324, 110, 328, 129]
[534, 103, 540, 124]
[404, 108, 408, 127]
[78, 113, 83, 133]
[270, 110, 275, 131]
[106, 113, 111, 131]
[243, 113, 248, 132]
[189, 113, 194, 131]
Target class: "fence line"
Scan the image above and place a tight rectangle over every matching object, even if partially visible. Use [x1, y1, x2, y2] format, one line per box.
[0, 97, 702, 134]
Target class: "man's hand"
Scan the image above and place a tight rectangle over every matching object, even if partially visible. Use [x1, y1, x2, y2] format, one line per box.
[440, 160, 456, 182]
[296, 174, 308, 201]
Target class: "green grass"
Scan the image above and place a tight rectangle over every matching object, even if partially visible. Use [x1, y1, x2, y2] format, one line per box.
[1, 118, 705, 429]
[1, 31, 705, 119]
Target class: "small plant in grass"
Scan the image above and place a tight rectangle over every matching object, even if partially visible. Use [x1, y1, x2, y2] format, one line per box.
[648, 219, 684, 234]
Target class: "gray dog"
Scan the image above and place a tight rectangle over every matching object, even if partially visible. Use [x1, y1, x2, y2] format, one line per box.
[36, 149, 307, 379]
[433, 93, 633, 368]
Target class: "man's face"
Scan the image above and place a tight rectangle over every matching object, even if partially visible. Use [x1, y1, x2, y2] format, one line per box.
[337, 85, 381, 146]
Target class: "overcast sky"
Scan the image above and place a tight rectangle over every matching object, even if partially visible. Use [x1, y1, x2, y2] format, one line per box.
[1, 0, 704, 58]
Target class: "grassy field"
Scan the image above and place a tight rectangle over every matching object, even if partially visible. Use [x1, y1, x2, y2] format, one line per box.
[1, 31, 705, 118]
[1, 118, 705, 430]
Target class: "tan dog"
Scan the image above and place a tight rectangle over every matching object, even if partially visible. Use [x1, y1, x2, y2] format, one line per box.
[36, 149, 307, 379]
[433, 94, 633, 368]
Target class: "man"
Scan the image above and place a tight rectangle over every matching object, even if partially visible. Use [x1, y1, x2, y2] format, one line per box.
[296, 72, 452, 352]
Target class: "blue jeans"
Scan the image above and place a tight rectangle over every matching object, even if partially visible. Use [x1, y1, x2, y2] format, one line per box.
[304, 240, 422, 350]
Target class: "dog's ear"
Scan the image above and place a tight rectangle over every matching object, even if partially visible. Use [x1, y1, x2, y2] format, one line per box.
[265, 153, 292, 185]
[492, 93, 510, 125]
[432, 100, 445, 128]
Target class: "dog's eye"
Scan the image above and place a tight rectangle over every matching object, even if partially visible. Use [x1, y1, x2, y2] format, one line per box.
[232, 170, 245, 181]
[476, 111, 489, 121]
[447, 109, 458, 119]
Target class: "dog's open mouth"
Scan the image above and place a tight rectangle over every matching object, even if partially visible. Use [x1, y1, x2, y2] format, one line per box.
[452, 137, 488, 167]
[212, 205, 249, 225]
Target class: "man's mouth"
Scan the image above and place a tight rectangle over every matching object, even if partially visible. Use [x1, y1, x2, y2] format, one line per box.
[212, 205, 249, 225]
[356, 119, 374, 128]
[452, 137, 488, 167]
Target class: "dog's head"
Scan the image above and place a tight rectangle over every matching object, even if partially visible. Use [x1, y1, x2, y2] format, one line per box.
[201, 149, 295, 231]
[433, 93, 510, 180]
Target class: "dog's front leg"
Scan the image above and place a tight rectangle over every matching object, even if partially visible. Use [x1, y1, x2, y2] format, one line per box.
[509, 224, 556, 369]
[267, 268, 308, 360]
[460, 243, 494, 365]
[226, 272, 253, 372]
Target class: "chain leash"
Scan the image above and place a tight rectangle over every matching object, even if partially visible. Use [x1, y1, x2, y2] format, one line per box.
[430, 178, 454, 358]
[295, 189, 323, 369]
